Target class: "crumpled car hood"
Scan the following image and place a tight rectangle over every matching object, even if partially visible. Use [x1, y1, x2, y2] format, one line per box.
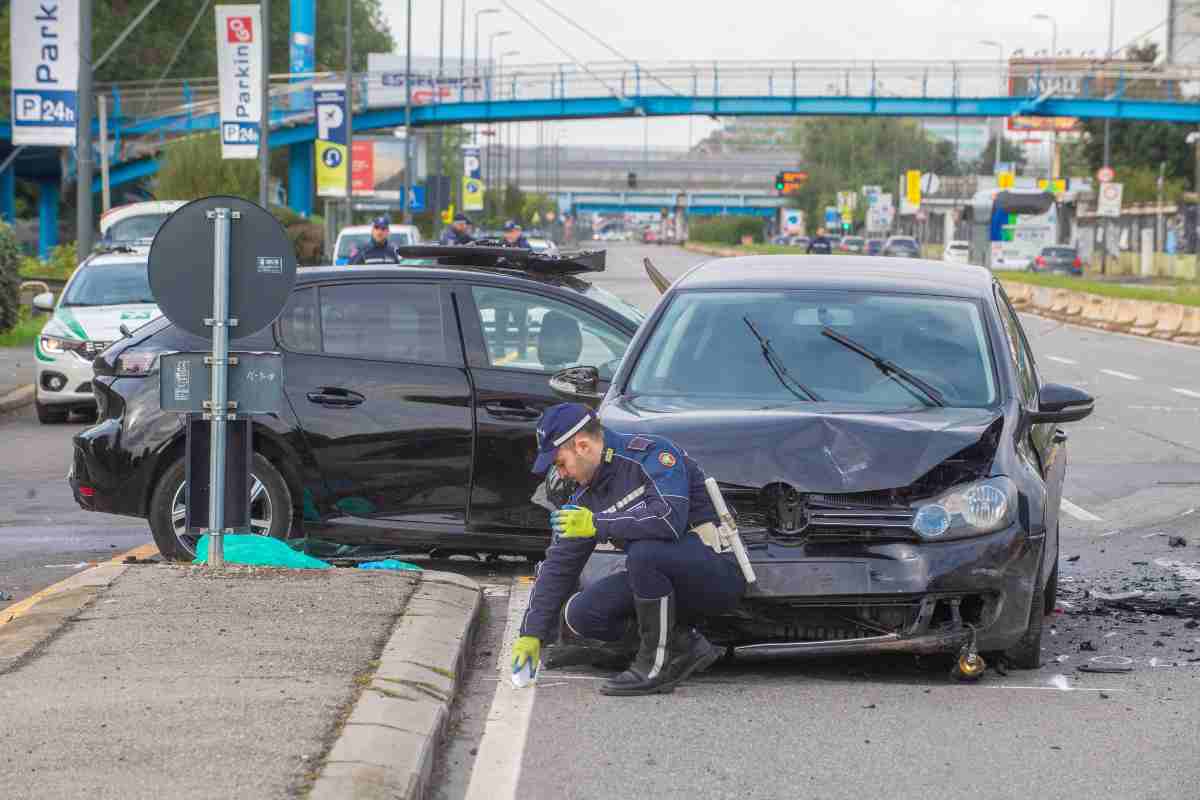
[602, 397, 1003, 494]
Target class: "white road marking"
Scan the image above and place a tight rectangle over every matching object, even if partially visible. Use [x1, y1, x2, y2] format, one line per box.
[463, 580, 536, 800]
[1100, 369, 1141, 381]
[1171, 387, 1200, 400]
[1045, 355, 1078, 365]
[1061, 498, 1103, 522]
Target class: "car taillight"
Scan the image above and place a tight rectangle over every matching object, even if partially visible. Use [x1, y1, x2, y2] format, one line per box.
[1035, 256, 1045, 267]
[114, 351, 159, 377]
[1073, 256, 1082, 268]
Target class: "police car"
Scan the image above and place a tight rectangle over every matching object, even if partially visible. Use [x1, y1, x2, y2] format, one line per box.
[32, 249, 161, 424]
[98, 200, 187, 249]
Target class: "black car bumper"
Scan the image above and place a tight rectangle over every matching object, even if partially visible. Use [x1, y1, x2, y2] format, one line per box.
[70, 413, 179, 519]
[581, 522, 1042, 657]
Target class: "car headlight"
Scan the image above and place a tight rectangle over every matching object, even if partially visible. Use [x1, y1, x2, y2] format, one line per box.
[911, 477, 1017, 540]
[40, 335, 87, 355]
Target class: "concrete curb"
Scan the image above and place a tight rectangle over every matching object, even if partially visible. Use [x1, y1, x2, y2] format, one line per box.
[308, 570, 482, 800]
[1003, 280, 1200, 347]
[0, 383, 35, 414]
[0, 562, 130, 672]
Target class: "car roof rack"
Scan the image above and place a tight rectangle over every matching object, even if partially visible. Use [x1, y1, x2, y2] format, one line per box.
[394, 244, 604, 274]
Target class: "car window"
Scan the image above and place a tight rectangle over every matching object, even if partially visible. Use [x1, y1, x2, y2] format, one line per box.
[628, 290, 998, 408]
[105, 214, 170, 243]
[62, 263, 154, 307]
[471, 286, 631, 378]
[320, 283, 449, 363]
[995, 288, 1038, 407]
[278, 287, 321, 353]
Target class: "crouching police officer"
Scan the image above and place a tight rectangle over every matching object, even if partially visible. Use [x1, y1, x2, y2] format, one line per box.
[511, 403, 746, 696]
[349, 217, 401, 264]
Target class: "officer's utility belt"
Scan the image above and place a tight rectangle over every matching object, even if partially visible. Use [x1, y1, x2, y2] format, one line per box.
[691, 522, 728, 554]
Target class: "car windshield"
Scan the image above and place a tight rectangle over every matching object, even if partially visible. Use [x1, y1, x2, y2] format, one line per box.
[106, 213, 170, 243]
[578, 283, 646, 324]
[1043, 247, 1076, 257]
[337, 231, 413, 257]
[627, 290, 997, 409]
[62, 262, 154, 307]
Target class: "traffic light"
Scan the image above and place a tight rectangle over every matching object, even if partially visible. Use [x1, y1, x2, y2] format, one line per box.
[775, 172, 785, 193]
[627, 171, 637, 189]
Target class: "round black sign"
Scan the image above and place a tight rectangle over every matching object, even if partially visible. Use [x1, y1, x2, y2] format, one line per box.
[148, 196, 298, 340]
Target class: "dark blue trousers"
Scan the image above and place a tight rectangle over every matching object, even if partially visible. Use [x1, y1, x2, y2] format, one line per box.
[565, 533, 746, 642]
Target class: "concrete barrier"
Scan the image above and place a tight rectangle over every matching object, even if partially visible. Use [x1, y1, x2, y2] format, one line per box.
[1131, 302, 1160, 336]
[1049, 289, 1071, 314]
[1030, 286, 1056, 312]
[1082, 295, 1108, 324]
[1108, 299, 1139, 331]
[1175, 308, 1200, 345]
[1151, 302, 1186, 339]
[1064, 291, 1085, 316]
[1005, 283, 1033, 306]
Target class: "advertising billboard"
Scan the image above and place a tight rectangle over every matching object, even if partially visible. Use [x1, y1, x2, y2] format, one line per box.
[215, 5, 263, 159]
[314, 84, 347, 197]
[367, 54, 487, 108]
[10, 0, 80, 146]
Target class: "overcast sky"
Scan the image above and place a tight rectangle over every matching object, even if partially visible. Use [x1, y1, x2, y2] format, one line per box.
[379, 0, 1174, 147]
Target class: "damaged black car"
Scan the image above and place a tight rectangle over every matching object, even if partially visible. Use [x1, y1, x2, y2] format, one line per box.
[556, 256, 1094, 670]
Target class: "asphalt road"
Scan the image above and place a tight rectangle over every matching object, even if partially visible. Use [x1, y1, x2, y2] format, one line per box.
[436, 243, 1200, 800]
[0, 404, 152, 612]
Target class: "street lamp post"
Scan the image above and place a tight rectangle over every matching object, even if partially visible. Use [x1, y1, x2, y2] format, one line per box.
[1033, 13, 1059, 181]
[979, 39, 1005, 174]
[472, 7, 501, 202]
[497, 50, 520, 196]
[484, 31, 511, 196]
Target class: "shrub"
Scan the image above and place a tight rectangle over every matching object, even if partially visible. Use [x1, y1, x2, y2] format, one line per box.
[0, 222, 19, 333]
[687, 216, 765, 245]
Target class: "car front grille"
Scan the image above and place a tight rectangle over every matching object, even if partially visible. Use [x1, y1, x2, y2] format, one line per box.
[81, 341, 113, 361]
[721, 485, 916, 542]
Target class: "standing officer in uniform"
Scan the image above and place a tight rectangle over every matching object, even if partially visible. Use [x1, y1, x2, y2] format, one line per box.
[511, 404, 746, 696]
[806, 227, 833, 255]
[501, 220, 531, 249]
[439, 212, 475, 245]
[349, 217, 401, 264]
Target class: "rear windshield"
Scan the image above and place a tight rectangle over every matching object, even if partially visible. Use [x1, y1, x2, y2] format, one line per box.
[105, 214, 170, 243]
[62, 263, 154, 307]
[629, 290, 997, 408]
[889, 238, 918, 247]
[1042, 247, 1076, 257]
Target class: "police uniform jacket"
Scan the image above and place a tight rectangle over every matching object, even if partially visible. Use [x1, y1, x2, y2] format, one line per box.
[520, 429, 718, 642]
[349, 241, 401, 264]
[439, 226, 474, 245]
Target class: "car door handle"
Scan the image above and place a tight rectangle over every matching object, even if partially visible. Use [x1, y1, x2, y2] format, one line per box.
[307, 387, 364, 407]
[1053, 428, 1068, 443]
[483, 400, 541, 420]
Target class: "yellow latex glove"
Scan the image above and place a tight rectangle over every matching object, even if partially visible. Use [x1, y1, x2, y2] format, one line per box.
[551, 505, 596, 539]
[512, 635, 541, 677]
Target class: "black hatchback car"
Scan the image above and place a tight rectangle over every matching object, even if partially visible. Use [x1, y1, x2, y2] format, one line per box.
[560, 255, 1094, 669]
[70, 249, 643, 561]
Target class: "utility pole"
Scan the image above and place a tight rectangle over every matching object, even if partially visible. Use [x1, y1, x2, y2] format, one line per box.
[77, 0, 95, 256]
[1101, 0, 1115, 274]
[402, 0, 414, 223]
[434, 0, 445, 223]
[259, 0, 271, 208]
[345, 0, 354, 227]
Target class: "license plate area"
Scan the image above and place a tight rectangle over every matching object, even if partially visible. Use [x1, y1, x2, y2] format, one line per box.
[747, 560, 871, 597]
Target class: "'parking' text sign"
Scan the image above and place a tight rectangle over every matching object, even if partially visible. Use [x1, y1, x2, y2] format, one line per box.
[215, 4, 262, 159]
[10, 0, 80, 146]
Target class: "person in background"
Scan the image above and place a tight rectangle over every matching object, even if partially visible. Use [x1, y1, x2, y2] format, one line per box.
[502, 220, 531, 249]
[440, 213, 475, 245]
[348, 217, 401, 264]
[806, 227, 833, 255]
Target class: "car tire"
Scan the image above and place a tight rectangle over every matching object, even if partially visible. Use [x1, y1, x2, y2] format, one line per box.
[35, 398, 69, 424]
[1005, 562, 1048, 670]
[148, 453, 294, 562]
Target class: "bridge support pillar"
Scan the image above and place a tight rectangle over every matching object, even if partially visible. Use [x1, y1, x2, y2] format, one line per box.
[0, 163, 14, 225]
[38, 179, 59, 259]
[288, 142, 314, 217]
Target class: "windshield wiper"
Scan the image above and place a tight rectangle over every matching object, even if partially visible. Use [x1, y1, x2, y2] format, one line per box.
[743, 316, 822, 401]
[820, 326, 945, 407]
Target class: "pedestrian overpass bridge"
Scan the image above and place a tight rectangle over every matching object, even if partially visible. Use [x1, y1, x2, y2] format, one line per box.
[4, 59, 1199, 252]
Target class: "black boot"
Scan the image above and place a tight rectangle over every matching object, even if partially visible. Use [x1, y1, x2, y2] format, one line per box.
[601, 594, 717, 696]
[542, 612, 638, 671]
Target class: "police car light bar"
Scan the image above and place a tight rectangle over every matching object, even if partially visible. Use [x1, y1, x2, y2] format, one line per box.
[394, 245, 605, 274]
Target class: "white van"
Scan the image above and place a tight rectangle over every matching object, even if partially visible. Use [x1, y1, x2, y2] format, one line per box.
[333, 224, 421, 264]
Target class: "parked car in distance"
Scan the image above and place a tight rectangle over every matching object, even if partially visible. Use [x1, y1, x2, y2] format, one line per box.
[333, 224, 421, 264]
[790, 236, 811, 249]
[98, 201, 186, 249]
[33, 250, 161, 424]
[865, 238, 885, 256]
[840, 236, 866, 254]
[883, 236, 921, 258]
[561, 254, 1093, 670]
[1033, 246, 1083, 276]
[944, 240, 971, 265]
[70, 247, 645, 561]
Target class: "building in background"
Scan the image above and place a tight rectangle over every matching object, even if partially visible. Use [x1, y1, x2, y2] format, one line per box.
[918, 119, 992, 165]
[1167, 0, 1200, 65]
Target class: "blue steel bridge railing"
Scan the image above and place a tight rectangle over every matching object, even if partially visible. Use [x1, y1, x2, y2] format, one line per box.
[90, 59, 1200, 154]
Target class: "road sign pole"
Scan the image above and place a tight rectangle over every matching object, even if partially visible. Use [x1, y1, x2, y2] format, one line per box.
[205, 207, 236, 568]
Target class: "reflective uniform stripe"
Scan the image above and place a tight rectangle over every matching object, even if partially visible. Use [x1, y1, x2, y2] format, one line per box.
[647, 596, 668, 680]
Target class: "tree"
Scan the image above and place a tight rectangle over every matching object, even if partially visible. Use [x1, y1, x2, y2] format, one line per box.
[973, 134, 1029, 175]
[156, 133, 259, 200]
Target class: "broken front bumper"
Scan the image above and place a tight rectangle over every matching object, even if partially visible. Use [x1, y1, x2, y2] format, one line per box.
[582, 521, 1043, 657]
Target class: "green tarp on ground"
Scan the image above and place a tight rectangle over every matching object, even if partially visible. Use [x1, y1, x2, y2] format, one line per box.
[193, 534, 331, 569]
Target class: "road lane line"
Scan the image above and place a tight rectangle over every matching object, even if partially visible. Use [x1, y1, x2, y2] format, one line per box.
[0, 542, 158, 628]
[1100, 369, 1141, 381]
[1045, 356, 1078, 365]
[1172, 388, 1200, 400]
[1061, 498, 1102, 522]
[463, 580, 535, 800]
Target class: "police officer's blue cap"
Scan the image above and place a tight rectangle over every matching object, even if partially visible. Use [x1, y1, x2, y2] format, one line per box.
[454, 213, 471, 224]
[503, 219, 522, 231]
[372, 216, 390, 228]
[532, 403, 597, 475]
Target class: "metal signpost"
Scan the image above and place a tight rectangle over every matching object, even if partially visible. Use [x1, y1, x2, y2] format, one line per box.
[148, 197, 298, 567]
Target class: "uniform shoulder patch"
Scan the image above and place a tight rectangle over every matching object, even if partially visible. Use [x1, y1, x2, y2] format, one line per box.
[627, 435, 653, 452]
[658, 451, 677, 468]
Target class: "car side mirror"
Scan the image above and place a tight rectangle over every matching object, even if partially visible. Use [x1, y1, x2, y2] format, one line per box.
[1030, 383, 1094, 424]
[32, 292, 55, 313]
[549, 366, 603, 404]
